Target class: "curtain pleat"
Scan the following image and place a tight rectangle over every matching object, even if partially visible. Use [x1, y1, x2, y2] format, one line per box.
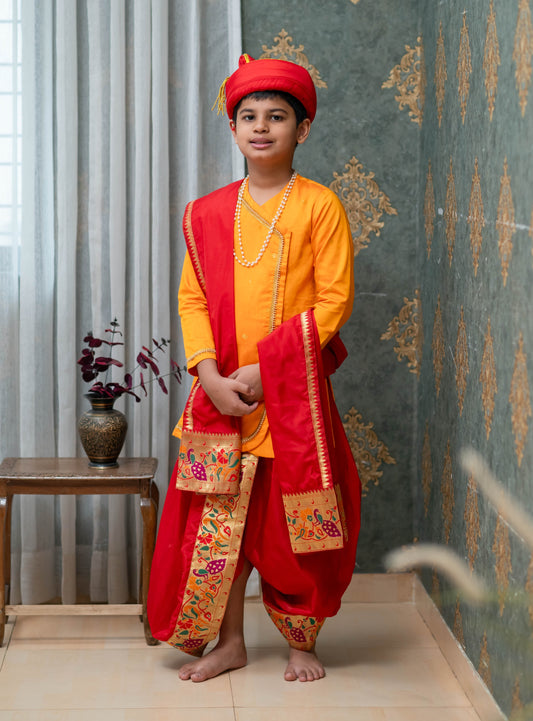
[8, 0, 242, 605]
[55, 0, 79, 605]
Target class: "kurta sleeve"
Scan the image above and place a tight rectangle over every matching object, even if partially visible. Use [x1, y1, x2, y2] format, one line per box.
[310, 191, 354, 348]
[178, 252, 217, 373]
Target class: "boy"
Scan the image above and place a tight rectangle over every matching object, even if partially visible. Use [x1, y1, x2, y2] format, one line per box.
[147, 54, 361, 683]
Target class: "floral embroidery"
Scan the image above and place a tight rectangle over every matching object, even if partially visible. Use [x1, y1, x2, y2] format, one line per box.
[265, 603, 325, 650]
[168, 454, 257, 654]
[283, 487, 344, 553]
[176, 430, 241, 494]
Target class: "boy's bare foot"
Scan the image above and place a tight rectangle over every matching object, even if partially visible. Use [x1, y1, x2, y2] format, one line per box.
[178, 638, 247, 682]
[284, 646, 325, 682]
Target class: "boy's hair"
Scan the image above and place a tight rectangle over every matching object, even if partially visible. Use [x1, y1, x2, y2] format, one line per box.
[232, 90, 308, 125]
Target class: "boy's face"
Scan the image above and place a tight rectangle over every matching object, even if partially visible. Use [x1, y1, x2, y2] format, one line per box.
[229, 96, 311, 169]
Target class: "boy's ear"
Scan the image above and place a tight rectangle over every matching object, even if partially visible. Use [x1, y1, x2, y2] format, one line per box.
[229, 119, 236, 136]
[296, 118, 311, 145]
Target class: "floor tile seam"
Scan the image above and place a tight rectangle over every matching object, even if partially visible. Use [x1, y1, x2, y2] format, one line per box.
[0, 706, 239, 712]
[229, 704, 474, 710]
[231, 704, 477, 709]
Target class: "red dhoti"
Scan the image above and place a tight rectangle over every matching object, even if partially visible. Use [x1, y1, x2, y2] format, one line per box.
[147, 311, 361, 654]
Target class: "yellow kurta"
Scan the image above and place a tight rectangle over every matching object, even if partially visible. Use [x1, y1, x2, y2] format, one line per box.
[176, 175, 354, 456]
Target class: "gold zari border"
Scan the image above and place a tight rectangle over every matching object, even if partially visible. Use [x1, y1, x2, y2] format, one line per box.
[167, 453, 258, 654]
[301, 311, 332, 490]
[283, 487, 344, 553]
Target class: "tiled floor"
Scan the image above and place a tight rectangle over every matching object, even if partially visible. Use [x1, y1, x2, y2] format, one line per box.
[0, 576, 486, 721]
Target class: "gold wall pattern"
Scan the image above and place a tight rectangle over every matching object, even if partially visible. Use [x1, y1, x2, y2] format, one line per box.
[432, 296, 445, 397]
[453, 599, 465, 648]
[467, 158, 485, 276]
[415, 4, 533, 712]
[492, 514, 512, 617]
[422, 422, 432, 518]
[480, 318, 497, 440]
[496, 158, 515, 287]
[457, 12, 472, 123]
[342, 407, 396, 497]
[330, 156, 397, 256]
[380, 289, 422, 377]
[478, 631, 493, 692]
[483, 0, 500, 122]
[512, 678, 523, 715]
[513, 0, 533, 117]
[454, 307, 469, 416]
[464, 475, 481, 571]
[441, 440, 454, 544]
[382, 36, 426, 126]
[259, 29, 328, 89]
[444, 158, 457, 266]
[435, 22, 447, 127]
[526, 556, 533, 628]
[509, 332, 532, 467]
[424, 160, 435, 258]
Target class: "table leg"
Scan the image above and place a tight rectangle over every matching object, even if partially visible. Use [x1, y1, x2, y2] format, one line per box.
[5, 495, 12, 607]
[0, 496, 7, 646]
[140, 482, 159, 646]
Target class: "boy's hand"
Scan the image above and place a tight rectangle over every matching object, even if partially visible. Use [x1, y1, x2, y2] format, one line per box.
[197, 359, 258, 417]
[229, 363, 264, 403]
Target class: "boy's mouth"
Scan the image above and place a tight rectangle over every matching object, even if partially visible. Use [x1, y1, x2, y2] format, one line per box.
[250, 139, 273, 148]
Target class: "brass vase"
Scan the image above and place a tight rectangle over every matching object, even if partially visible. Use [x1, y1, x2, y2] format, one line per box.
[78, 395, 128, 467]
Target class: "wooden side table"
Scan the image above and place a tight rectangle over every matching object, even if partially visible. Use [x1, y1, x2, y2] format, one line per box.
[0, 457, 159, 646]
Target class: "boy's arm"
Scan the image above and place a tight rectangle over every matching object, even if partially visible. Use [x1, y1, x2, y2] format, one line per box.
[310, 191, 354, 348]
[178, 253, 218, 374]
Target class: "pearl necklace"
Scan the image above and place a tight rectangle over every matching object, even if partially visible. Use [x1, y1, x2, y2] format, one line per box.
[233, 171, 297, 268]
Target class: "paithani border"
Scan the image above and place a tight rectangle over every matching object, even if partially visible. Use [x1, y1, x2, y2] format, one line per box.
[182, 200, 207, 296]
[301, 310, 333, 491]
[265, 602, 325, 650]
[283, 486, 344, 553]
[167, 453, 258, 654]
[182, 381, 201, 431]
[176, 429, 242, 494]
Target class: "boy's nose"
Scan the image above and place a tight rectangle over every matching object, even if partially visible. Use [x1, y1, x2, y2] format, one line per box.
[253, 117, 268, 131]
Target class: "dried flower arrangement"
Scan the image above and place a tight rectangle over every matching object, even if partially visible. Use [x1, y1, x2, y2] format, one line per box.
[77, 319, 184, 402]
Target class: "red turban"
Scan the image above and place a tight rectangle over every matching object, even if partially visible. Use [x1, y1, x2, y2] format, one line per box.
[216, 54, 317, 122]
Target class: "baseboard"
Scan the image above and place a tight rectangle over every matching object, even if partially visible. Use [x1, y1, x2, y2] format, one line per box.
[413, 573, 506, 721]
[342, 573, 505, 721]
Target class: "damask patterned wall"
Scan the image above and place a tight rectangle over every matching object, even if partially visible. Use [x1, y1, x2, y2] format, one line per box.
[418, 1, 533, 717]
[243, 1, 533, 715]
[242, 0, 421, 573]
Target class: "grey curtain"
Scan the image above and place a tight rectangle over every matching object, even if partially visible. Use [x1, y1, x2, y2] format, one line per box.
[2, 0, 243, 605]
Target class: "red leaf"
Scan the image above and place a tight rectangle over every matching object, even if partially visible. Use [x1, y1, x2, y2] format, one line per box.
[137, 352, 159, 374]
[158, 376, 168, 394]
[94, 356, 123, 369]
[83, 333, 102, 348]
[140, 372, 147, 396]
